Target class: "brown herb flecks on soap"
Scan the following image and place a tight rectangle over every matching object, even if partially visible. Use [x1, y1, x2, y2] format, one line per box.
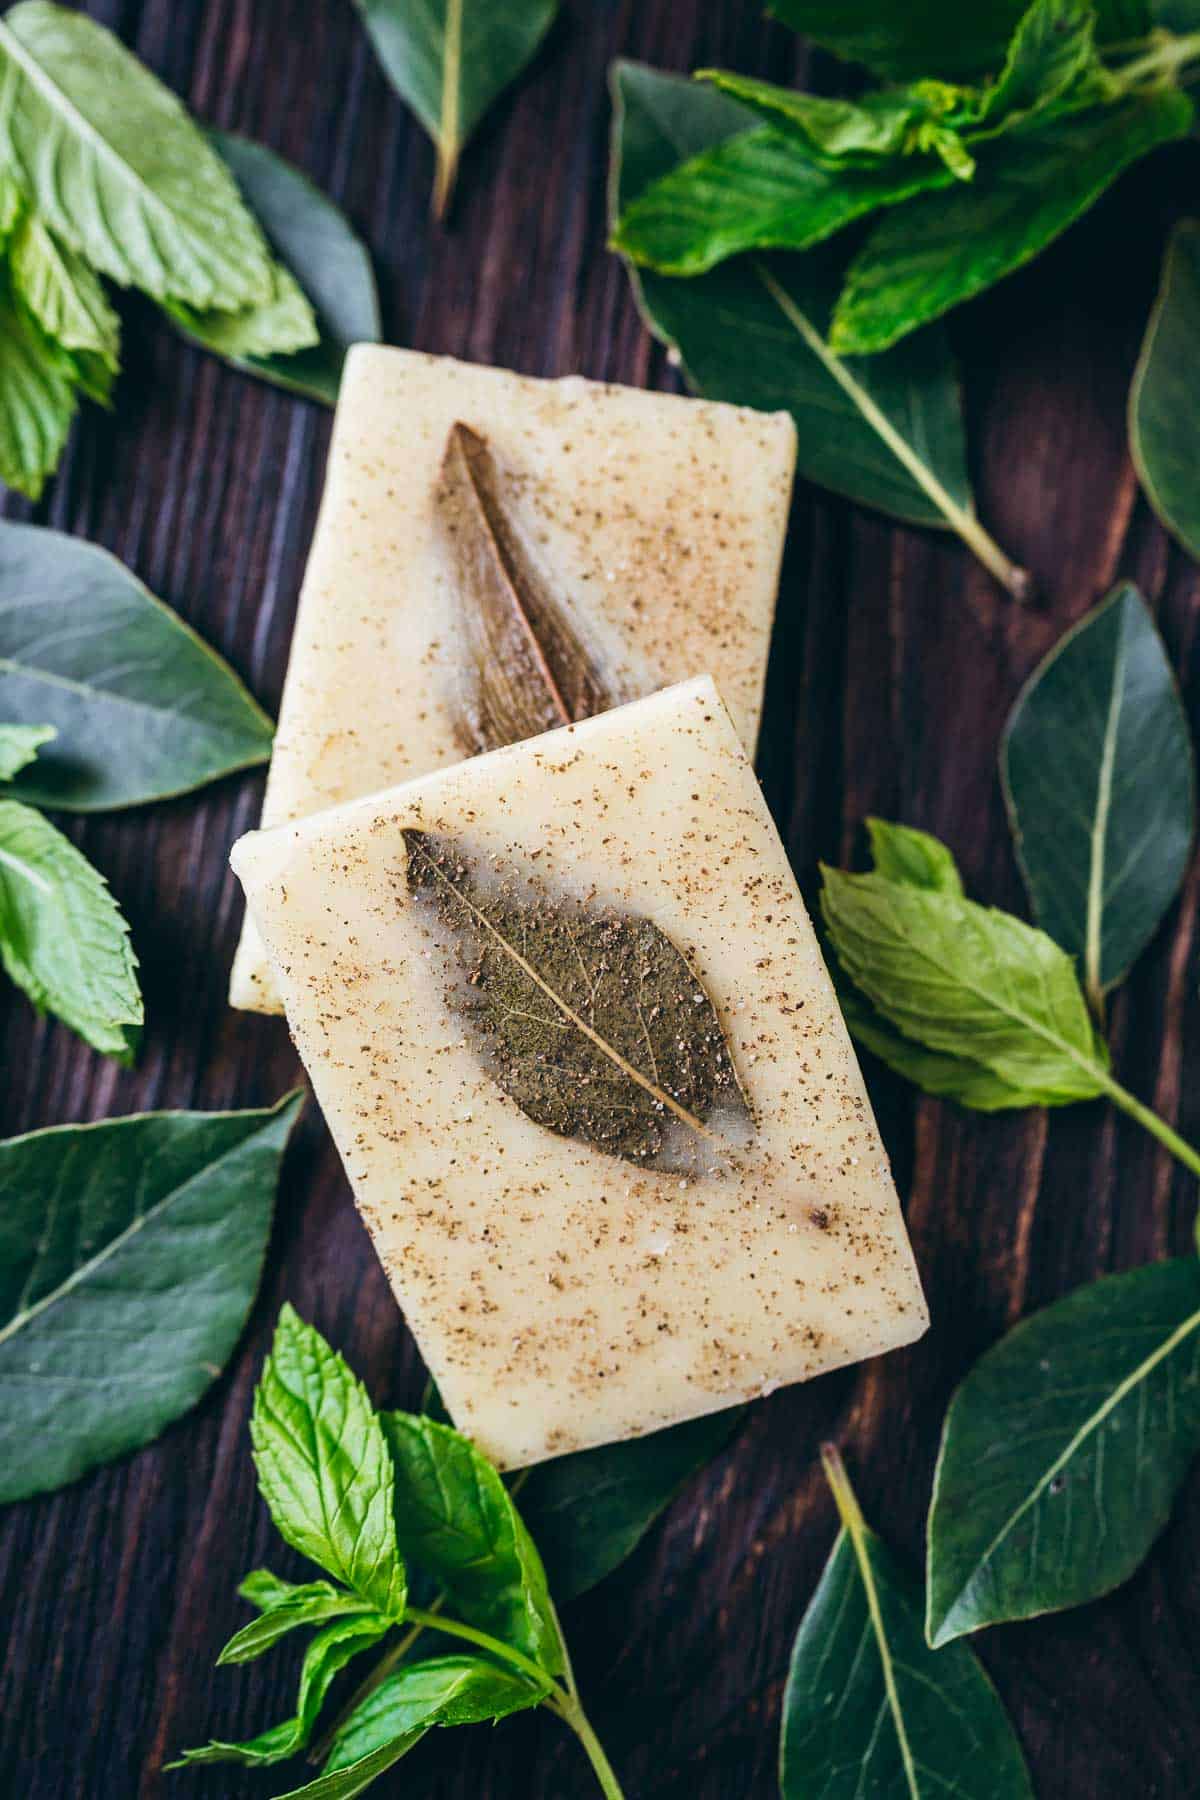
[404, 827, 754, 1173]
[434, 422, 621, 754]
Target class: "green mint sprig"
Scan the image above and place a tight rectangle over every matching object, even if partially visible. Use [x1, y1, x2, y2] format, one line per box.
[173, 1307, 628, 1800]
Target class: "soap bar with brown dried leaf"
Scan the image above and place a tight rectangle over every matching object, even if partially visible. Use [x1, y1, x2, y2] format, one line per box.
[231, 677, 927, 1469]
[230, 346, 796, 1013]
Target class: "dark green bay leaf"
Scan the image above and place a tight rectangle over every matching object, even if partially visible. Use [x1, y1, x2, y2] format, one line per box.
[434, 422, 619, 754]
[0, 797, 141, 1059]
[781, 1446, 1032, 1799]
[1130, 219, 1200, 561]
[0, 1093, 302, 1503]
[352, 0, 558, 216]
[382, 1411, 563, 1675]
[325, 1655, 545, 1775]
[404, 828, 753, 1172]
[251, 1306, 408, 1621]
[830, 88, 1195, 354]
[169, 133, 380, 407]
[0, 2, 274, 310]
[927, 1259, 1200, 1645]
[821, 862, 1111, 1102]
[516, 1405, 744, 1602]
[0, 520, 274, 810]
[610, 64, 1027, 593]
[765, 0, 1146, 81]
[1001, 584, 1194, 1009]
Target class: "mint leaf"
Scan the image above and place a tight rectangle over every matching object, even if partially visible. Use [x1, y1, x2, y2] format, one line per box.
[326, 1655, 547, 1773]
[0, 1, 274, 309]
[8, 210, 121, 368]
[272, 1736, 428, 1800]
[837, 980, 1053, 1110]
[0, 722, 53, 781]
[382, 1412, 564, 1677]
[1001, 583, 1194, 1007]
[831, 87, 1193, 353]
[251, 1307, 407, 1620]
[174, 1614, 390, 1767]
[821, 863, 1111, 1102]
[0, 1093, 302, 1503]
[0, 519, 274, 812]
[165, 262, 316, 362]
[218, 1583, 376, 1665]
[0, 273, 79, 499]
[693, 71, 980, 172]
[864, 816, 964, 893]
[0, 797, 141, 1059]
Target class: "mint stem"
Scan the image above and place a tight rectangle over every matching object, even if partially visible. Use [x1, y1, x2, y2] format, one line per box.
[400, 1605, 554, 1688]
[1100, 1073, 1200, 1185]
[547, 1689, 628, 1800]
[308, 1602, 442, 1765]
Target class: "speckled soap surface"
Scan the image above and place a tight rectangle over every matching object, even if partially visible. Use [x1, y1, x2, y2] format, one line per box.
[231, 677, 928, 1469]
[230, 346, 796, 1012]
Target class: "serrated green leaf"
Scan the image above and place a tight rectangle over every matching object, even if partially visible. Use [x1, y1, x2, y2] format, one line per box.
[166, 262, 315, 363]
[251, 1307, 407, 1620]
[831, 88, 1194, 354]
[218, 1583, 376, 1665]
[0, 1, 274, 308]
[0, 722, 53, 781]
[272, 1734, 427, 1800]
[1001, 584, 1194, 1008]
[838, 980, 1054, 1109]
[0, 273, 79, 499]
[927, 1259, 1200, 1645]
[821, 864, 1110, 1102]
[609, 63, 985, 538]
[694, 70, 979, 172]
[353, 0, 557, 215]
[1130, 218, 1200, 561]
[516, 1406, 744, 1602]
[0, 1093, 302, 1503]
[0, 797, 140, 1058]
[864, 817, 964, 894]
[325, 1655, 546, 1774]
[381, 1412, 563, 1677]
[9, 210, 120, 368]
[781, 1448, 1033, 1798]
[765, 0, 1147, 81]
[174, 1613, 390, 1767]
[0, 519, 274, 811]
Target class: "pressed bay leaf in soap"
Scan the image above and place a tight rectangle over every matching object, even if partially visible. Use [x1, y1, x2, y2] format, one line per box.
[403, 828, 753, 1172]
[433, 423, 621, 755]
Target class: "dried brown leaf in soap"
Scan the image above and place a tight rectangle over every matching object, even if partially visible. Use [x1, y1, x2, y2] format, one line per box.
[433, 423, 621, 754]
[403, 828, 753, 1172]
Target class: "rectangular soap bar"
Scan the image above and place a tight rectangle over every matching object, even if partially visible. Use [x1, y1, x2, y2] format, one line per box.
[232, 677, 928, 1470]
[230, 346, 796, 1012]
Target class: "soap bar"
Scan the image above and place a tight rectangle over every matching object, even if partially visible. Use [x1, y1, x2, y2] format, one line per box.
[232, 677, 928, 1470]
[230, 346, 796, 1011]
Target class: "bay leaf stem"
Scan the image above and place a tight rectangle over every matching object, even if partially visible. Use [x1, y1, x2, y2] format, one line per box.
[752, 261, 1033, 601]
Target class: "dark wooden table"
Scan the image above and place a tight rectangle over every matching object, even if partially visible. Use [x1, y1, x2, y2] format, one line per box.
[3, 3, 1200, 1796]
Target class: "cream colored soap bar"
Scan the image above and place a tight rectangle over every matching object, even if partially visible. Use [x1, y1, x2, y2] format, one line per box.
[231, 346, 796, 1012]
[232, 677, 927, 1469]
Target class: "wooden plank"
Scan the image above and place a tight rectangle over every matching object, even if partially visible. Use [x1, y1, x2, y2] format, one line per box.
[1, 2, 1199, 1795]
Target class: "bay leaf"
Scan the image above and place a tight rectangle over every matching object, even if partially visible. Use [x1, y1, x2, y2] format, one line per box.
[781, 1445, 1033, 1799]
[168, 133, 380, 407]
[434, 422, 620, 754]
[1001, 583, 1194, 1010]
[609, 64, 1029, 596]
[0, 1091, 303, 1503]
[352, 0, 558, 216]
[403, 828, 753, 1172]
[0, 519, 274, 811]
[926, 1258, 1200, 1645]
[1129, 218, 1200, 562]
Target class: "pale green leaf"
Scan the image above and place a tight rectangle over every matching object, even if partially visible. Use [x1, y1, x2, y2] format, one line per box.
[864, 816, 964, 894]
[820, 864, 1110, 1102]
[272, 1735, 426, 1800]
[0, 519, 274, 811]
[0, 797, 141, 1059]
[326, 1656, 546, 1773]
[0, 722, 53, 780]
[927, 1259, 1200, 1644]
[1130, 218, 1200, 561]
[0, 1093, 303, 1503]
[0, 275, 79, 499]
[838, 982, 1054, 1110]
[9, 210, 120, 365]
[1001, 583, 1194, 1005]
[353, 0, 558, 215]
[217, 1584, 376, 1665]
[0, 1, 274, 308]
[251, 1307, 407, 1620]
[831, 88, 1194, 353]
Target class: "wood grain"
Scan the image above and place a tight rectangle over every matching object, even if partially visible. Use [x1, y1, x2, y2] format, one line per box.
[2, 3, 1199, 1795]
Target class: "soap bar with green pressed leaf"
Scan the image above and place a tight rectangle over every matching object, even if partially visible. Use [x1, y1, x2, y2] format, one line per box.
[231, 677, 927, 1469]
[230, 345, 796, 1012]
